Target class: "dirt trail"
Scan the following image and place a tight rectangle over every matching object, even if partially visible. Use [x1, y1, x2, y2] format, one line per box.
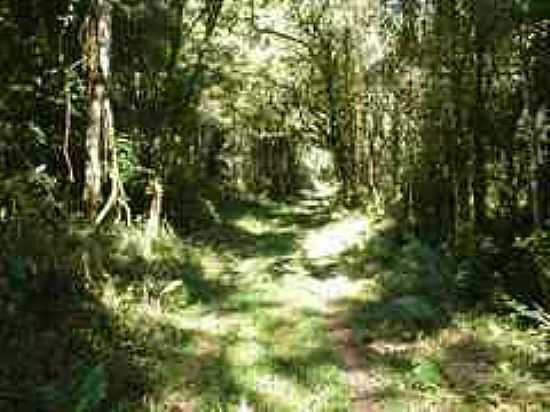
[312, 277, 376, 412]
[326, 315, 374, 412]
[295, 195, 376, 412]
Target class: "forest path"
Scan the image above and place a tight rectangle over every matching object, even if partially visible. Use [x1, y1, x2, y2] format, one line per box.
[170, 186, 378, 411]
[294, 190, 377, 412]
[226, 185, 376, 411]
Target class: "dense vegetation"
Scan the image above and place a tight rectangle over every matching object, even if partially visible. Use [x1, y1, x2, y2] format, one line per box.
[1, 0, 549, 411]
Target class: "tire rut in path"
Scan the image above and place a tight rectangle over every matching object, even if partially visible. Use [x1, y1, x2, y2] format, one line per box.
[296, 193, 376, 412]
[325, 311, 375, 412]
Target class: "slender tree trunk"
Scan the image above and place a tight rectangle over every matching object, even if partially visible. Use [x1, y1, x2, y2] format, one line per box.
[83, 0, 112, 219]
[531, 103, 547, 228]
[536, 105, 549, 223]
[146, 178, 163, 239]
[354, 72, 365, 189]
[82, 0, 121, 223]
[83, 75, 103, 218]
[368, 109, 379, 194]
[472, 42, 487, 231]
[530, 121, 540, 228]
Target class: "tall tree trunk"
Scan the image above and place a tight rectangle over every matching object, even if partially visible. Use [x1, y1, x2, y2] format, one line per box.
[472, 41, 487, 231]
[537, 105, 549, 223]
[530, 113, 541, 228]
[146, 178, 163, 239]
[82, 0, 124, 224]
[531, 103, 547, 228]
[83, 0, 113, 220]
[354, 72, 365, 189]
[83, 78, 103, 218]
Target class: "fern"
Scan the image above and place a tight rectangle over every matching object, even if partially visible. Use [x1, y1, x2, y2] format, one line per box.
[36, 364, 108, 412]
[408, 358, 442, 390]
[73, 364, 107, 412]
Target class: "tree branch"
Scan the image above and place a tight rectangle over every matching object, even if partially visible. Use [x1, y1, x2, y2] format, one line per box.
[249, 0, 310, 49]
[253, 26, 311, 49]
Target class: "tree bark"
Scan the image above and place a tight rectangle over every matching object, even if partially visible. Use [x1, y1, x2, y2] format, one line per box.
[83, 0, 113, 220]
[146, 178, 163, 239]
[531, 103, 547, 228]
[472, 41, 487, 231]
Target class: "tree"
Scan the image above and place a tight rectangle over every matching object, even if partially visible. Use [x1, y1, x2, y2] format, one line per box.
[82, 0, 117, 221]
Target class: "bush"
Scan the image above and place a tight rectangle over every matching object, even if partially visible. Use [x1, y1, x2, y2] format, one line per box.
[512, 230, 550, 310]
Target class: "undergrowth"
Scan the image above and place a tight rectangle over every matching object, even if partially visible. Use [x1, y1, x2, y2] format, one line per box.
[2, 185, 549, 412]
[1, 195, 353, 412]
[339, 218, 550, 411]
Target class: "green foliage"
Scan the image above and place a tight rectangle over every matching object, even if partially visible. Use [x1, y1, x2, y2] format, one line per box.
[6, 255, 27, 293]
[515, 230, 550, 308]
[391, 239, 452, 297]
[165, 178, 223, 231]
[522, 0, 550, 20]
[73, 364, 108, 412]
[344, 216, 550, 410]
[360, 234, 455, 304]
[37, 361, 123, 412]
[117, 134, 142, 186]
[0, 168, 63, 237]
[408, 358, 442, 390]
[353, 294, 446, 342]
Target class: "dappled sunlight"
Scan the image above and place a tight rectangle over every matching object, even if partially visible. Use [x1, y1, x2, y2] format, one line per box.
[226, 337, 266, 366]
[315, 275, 365, 304]
[199, 253, 225, 276]
[5, 0, 550, 408]
[246, 371, 302, 407]
[233, 214, 278, 235]
[73, 190, 550, 411]
[6, 184, 547, 411]
[303, 214, 371, 260]
[298, 180, 339, 200]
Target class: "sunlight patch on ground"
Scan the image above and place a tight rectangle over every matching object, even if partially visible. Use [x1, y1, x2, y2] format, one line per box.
[315, 275, 364, 304]
[120, 195, 373, 411]
[303, 214, 371, 260]
[298, 180, 339, 200]
[233, 215, 274, 235]
[249, 372, 301, 405]
[264, 273, 368, 316]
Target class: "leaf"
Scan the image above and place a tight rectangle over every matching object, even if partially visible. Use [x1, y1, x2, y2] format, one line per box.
[526, 0, 550, 19]
[73, 364, 107, 412]
[8, 256, 26, 292]
[160, 279, 184, 296]
[28, 121, 47, 144]
[409, 358, 442, 390]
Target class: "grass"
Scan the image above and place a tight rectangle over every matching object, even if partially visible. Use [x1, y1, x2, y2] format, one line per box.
[90, 199, 550, 411]
[3, 191, 548, 411]
[92, 197, 354, 411]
